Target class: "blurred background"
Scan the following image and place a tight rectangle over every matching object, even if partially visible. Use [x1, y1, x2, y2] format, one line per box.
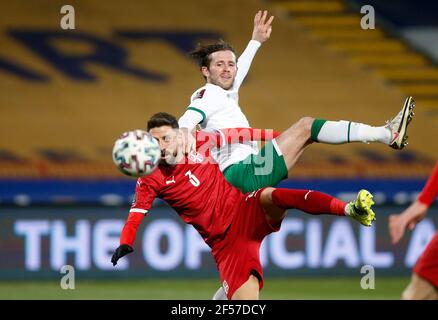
[0, 0, 437, 299]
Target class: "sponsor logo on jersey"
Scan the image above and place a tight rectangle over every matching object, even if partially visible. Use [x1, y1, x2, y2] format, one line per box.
[166, 176, 176, 185]
[193, 89, 206, 100]
[245, 189, 262, 201]
[304, 190, 313, 200]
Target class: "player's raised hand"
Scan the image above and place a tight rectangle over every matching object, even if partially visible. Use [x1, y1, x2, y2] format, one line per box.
[389, 201, 428, 244]
[111, 244, 134, 266]
[252, 10, 274, 43]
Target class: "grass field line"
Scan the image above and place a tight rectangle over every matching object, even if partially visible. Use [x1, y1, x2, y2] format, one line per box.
[0, 277, 409, 300]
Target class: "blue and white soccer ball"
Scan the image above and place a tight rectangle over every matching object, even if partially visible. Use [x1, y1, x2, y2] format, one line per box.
[112, 129, 161, 177]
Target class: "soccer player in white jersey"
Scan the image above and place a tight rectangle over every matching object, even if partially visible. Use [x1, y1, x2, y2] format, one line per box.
[178, 10, 415, 195]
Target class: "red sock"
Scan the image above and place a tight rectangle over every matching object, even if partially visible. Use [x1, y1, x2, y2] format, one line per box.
[271, 189, 346, 216]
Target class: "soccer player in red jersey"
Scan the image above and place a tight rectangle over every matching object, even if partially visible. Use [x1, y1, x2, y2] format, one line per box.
[111, 113, 376, 300]
[389, 162, 438, 300]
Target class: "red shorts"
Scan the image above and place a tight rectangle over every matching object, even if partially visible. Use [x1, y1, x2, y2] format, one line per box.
[210, 188, 282, 299]
[414, 231, 438, 287]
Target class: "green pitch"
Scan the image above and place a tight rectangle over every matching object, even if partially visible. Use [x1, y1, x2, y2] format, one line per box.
[0, 277, 408, 299]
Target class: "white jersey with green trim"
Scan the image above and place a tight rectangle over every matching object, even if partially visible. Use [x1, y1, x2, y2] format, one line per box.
[189, 83, 259, 171]
[178, 40, 261, 172]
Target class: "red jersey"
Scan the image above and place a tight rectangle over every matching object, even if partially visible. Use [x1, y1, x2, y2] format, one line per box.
[418, 162, 438, 207]
[126, 151, 245, 247]
[119, 127, 279, 248]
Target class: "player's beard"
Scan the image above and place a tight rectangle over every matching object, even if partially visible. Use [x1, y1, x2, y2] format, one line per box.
[161, 150, 179, 166]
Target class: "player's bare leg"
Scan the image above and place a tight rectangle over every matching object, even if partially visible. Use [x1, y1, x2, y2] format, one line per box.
[273, 117, 314, 175]
[259, 187, 287, 224]
[402, 274, 438, 300]
[231, 274, 260, 300]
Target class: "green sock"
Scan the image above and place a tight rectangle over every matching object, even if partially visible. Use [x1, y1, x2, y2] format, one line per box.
[310, 119, 327, 142]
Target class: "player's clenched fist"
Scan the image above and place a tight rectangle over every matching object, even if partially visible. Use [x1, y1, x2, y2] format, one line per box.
[111, 244, 134, 266]
[252, 10, 274, 43]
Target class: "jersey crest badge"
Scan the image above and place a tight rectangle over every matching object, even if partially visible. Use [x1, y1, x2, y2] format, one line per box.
[188, 151, 204, 163]
[193, 89, 206, 100]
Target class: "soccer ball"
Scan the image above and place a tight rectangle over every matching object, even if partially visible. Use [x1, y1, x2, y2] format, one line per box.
[112, 130, 161, 177]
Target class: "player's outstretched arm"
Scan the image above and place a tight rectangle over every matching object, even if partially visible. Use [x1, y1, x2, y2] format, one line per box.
[389, 201, 428, 245]
[111, 211, 145, 266]
[234, 10, 274, 90]
[178, 108, 204, 132]
[389, 162, 438, 244]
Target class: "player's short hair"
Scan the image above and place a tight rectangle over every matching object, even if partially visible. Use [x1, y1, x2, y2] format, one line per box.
[189, 40, 236, 69]
[147, 112, 179, 130]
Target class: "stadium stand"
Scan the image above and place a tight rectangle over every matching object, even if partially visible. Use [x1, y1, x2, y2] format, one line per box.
[0, 0, 436, 205]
